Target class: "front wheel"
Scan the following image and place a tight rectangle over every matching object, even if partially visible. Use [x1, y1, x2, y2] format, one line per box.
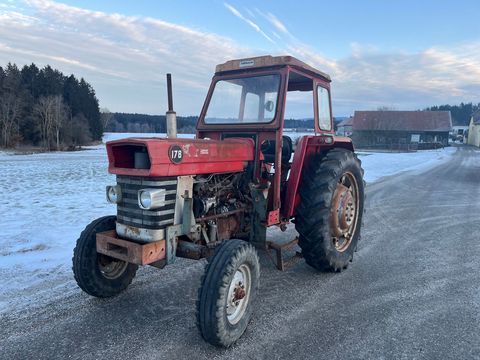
[72, 216, 138, 298]
[196, 240, 260, 347]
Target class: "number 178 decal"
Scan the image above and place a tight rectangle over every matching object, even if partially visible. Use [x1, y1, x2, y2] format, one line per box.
[168, 144, 183, 164]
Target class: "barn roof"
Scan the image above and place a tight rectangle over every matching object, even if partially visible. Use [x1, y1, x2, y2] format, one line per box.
[352, 111, 452, 132]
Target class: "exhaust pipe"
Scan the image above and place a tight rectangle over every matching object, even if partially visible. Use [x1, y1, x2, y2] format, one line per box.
[166, 73, 177, 138]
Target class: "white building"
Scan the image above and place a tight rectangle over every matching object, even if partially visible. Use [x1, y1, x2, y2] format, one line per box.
[467, 111, 480, 147]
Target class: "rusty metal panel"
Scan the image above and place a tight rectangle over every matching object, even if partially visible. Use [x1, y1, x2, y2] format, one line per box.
[215, 55, 331, 81]
[96, 230, 166, 265]
[176, 240, 212, 260]
[217, 215, 241, 241]
[267, 237, 302, 271]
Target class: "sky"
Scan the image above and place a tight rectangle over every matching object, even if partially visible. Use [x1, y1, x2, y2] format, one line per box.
[0, 0, 479, 116]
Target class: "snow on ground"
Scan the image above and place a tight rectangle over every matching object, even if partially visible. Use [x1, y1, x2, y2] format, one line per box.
[0, 133, 456, 313]
[359, 147, 457, 183]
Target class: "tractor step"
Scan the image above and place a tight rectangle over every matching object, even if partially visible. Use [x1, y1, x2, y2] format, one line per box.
[96, 230, 166, 266]
[267, 237, 302, 271]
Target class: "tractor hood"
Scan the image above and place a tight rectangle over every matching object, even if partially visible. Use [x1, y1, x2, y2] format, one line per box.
[106, 137, 254, 177]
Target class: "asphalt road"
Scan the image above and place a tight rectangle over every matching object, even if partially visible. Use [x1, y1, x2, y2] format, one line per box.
[2, 145, 480, 360]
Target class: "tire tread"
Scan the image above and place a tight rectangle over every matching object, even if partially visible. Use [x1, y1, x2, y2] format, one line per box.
[295, 148, 365, 271]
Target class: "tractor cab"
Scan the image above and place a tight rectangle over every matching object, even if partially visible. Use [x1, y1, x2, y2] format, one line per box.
[197, 55, 347, 224]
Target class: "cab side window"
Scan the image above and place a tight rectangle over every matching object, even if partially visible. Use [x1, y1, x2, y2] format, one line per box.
[317, 86, 332, 131]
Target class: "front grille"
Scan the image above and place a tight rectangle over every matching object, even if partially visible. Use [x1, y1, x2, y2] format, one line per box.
[116, 175, 177, 230]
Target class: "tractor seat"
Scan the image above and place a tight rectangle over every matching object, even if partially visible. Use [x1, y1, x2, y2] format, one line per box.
[261, 136, 293, 163]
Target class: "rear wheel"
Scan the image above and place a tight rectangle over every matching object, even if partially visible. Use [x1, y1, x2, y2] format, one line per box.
[196, 240, 260, 347]
[295, 148, 365, 271]
[72, 216, 138, 297]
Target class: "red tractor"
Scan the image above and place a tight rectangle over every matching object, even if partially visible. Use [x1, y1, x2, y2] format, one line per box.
[73, 55, 365, 347]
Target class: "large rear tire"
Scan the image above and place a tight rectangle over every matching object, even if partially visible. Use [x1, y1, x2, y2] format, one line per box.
[72, 216, 138, 298]
[196, 239, 260, 347]
[295, 148, 365, 271]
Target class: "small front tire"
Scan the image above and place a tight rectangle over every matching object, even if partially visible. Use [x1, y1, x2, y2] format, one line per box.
[72, 216, 138, 298]
[196, 239, 260, 347]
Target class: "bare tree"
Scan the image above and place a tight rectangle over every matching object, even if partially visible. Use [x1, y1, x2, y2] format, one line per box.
[51, 95, 68, 150]
[34, 96, 55, 150]
[64, 113, 92, 149]
[34, 95, 69, 150]
[100, 107, 114, 131]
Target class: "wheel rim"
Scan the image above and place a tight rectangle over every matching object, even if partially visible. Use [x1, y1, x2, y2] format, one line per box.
[330, 172, 360, 252]
[98, 254, 128, 279]
[226, 264, 251, 325]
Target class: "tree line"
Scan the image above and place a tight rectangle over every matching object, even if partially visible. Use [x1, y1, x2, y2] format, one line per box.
[424, 103, 479, 126]
[105, 113, 325, 133]
[107, 107, 480, 133]
[106, 113, 199, 134]
[3, 61, 476, 149]
[0, 63, 101, 150]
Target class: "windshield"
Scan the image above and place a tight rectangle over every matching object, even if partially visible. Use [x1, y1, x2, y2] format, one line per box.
[204, 74, 281, 124]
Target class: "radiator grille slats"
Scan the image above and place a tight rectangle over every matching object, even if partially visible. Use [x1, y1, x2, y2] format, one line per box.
[116, 175, 176, 229]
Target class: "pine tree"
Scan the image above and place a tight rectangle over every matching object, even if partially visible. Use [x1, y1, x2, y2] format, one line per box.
[0, 63, 24, 147]
[1, 62, 102, 149]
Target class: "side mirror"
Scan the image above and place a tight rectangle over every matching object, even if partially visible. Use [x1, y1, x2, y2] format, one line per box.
[264, 100, 274, 112]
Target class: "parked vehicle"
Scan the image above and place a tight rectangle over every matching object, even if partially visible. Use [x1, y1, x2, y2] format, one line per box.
[72, 55, 365, 347]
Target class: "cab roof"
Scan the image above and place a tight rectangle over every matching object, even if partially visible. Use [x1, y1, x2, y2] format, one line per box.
[215, 55, 331, 82]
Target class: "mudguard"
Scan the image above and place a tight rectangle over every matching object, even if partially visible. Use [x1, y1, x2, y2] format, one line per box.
[282, 135, 354, 219]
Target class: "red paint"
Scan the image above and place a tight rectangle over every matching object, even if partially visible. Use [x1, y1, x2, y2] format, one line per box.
[282, 135, 354, 219]
[267, 209, 280, 226]
[106, 56, 356, 224]
[106, 137, 254, 177]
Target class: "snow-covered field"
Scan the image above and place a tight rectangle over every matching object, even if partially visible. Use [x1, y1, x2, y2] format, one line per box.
[359, 147, 456, 183]
[0, 133, 456, 313]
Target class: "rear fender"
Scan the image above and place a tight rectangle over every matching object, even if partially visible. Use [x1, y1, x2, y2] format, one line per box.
[282, 135, 354, 219]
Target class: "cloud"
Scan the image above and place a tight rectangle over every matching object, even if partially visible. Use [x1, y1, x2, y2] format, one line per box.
[238, 7, 480, 113]
[0, 42, 103, 73]
[1, 1, 479, 116]
[263, 12, 289, 35]
[0, 10, 37, 24]
[330, 42, 480, 112]
[224, 3, 275, 43]
[0, 0, 250, 114]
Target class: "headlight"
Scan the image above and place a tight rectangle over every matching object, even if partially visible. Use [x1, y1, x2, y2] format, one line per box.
[138, 188, 166, 210]
[106, 185, 122, 204]
[139, 191, 152, 209]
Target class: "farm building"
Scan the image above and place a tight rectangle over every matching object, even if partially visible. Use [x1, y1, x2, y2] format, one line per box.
[467, 111, 480, 147]
[336, 117, 353, 136]
[352, 110, 452, 150]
